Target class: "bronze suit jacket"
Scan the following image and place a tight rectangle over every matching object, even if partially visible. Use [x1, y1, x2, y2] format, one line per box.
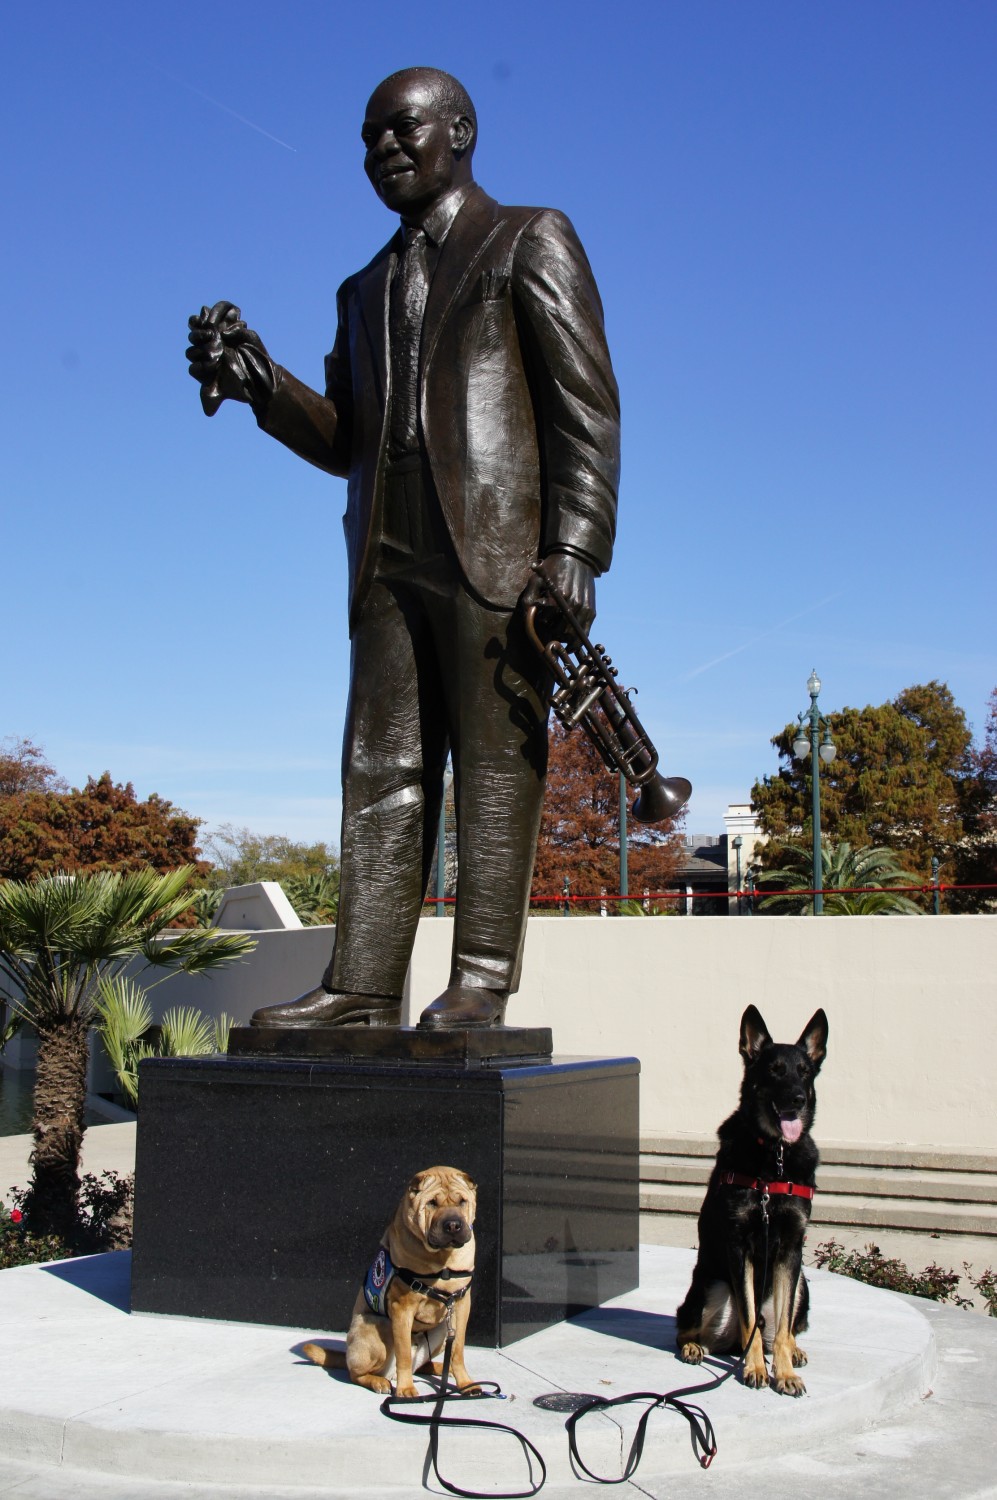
[259, 185, 621, 627]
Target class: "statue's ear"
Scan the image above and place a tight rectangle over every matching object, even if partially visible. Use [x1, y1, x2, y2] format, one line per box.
[451, 114, 475, 156]
[739, 1006, 771, 1064]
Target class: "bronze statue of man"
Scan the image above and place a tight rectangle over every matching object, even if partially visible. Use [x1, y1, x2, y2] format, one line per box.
[187, 67, 620, 1029]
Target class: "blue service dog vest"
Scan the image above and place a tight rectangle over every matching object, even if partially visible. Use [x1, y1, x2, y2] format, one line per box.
[363, 1245, 395, 1318]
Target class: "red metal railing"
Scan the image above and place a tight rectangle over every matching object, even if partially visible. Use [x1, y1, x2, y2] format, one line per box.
[423, 882, 997, 910]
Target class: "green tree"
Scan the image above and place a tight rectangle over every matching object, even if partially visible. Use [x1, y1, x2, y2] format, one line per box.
[953, 687, 997, 911]
[0, 868, 253, 1240]
[757, 841, 923, 915]
[532, 719, 684, 907]
[203, 824, 338, 890]
[751, 682, 971, 881]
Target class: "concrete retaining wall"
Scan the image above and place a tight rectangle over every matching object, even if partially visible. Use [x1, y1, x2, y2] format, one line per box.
[103, 914, 997, 1155]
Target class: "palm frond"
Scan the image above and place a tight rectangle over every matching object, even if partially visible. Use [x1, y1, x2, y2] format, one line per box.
[158, 1006, 216, 1057]
[140, 927, 256, 973]
[212, 1011, 234, 1053]
[758, 840, 925, 915]
[0, 870, 255, 1029]
[94, 976, 155, 1109]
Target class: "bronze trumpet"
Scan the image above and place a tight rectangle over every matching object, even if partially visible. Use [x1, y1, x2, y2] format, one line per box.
[524, 562, 692, 824]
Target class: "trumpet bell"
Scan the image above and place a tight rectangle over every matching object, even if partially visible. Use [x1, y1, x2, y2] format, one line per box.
[631, 775, 692, 824]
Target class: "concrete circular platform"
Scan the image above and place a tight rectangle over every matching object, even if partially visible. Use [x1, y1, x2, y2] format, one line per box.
[0, 1246, 994, 1499]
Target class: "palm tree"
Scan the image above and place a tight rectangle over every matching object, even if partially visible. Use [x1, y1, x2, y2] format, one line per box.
[0, 868, 254, 1240]
[757, 842, 924, 915]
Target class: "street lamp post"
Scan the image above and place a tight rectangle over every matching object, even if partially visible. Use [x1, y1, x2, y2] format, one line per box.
[732, 834, 743, 915]
[791, 670, 837, 915]
[619, 771, 629, 903]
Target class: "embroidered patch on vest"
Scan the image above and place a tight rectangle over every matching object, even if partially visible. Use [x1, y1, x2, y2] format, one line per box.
[363, 1246, 395, 1317]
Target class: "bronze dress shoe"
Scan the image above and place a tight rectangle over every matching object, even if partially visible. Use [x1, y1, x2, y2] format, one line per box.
[418, 985, 508, 1030]
[250, 987, 402, 1028]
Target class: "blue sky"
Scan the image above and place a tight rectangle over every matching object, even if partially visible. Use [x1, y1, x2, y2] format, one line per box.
[3, 1, 994, 848]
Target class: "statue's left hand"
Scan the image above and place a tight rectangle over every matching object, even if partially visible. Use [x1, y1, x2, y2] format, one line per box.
[522, 553, 596, 638]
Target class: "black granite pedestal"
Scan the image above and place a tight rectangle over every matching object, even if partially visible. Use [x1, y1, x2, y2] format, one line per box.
[130, 1053, 639, 1347]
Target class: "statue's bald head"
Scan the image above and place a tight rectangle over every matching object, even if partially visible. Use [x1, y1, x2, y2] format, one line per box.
[369, 67, 477, 159]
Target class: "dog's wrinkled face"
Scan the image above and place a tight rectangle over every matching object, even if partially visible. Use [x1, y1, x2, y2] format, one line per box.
[405, 1167, 477, 1250]
[738, 1006, 828, 1144]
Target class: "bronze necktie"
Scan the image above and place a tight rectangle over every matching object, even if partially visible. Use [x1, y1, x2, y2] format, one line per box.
[389, 226, 429, 455]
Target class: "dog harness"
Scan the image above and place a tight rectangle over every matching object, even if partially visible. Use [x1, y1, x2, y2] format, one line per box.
[718, 1172, 815, 1199]
[363, 1245, 473, 1319]
[718, 1136, 816, 1204]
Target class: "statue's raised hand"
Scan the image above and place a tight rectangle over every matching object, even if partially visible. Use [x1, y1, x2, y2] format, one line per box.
[186, 301, 276, 416]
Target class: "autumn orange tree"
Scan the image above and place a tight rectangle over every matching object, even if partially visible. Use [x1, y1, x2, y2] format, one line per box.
[531, 720, 685, 909]
[0, 739, 203, 880]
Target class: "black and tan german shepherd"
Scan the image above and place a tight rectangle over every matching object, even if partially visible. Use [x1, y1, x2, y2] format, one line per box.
[675, 1005, 829, 1396]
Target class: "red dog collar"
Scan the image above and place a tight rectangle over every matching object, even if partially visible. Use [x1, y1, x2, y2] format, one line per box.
[719, 1171, 816, 1200]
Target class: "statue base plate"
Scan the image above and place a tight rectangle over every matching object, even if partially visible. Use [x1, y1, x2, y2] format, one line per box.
[227, 1024, 553, 1066]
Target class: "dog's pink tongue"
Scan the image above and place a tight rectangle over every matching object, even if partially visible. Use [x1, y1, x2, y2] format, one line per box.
[780, 1117, 803, 1143]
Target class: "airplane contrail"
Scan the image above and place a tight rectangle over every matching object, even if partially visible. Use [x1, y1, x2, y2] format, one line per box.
[672, 590, 846, 685]
[153, 65, 297, 152]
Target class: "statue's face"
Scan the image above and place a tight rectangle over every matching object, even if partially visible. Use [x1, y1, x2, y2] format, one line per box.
[362, 78, 461, 216]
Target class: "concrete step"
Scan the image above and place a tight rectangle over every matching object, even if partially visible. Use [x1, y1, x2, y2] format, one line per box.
[639, 1153, 997, 1206]
[639, 1179, 997, 1237]
[642, 1135, 997, 1175]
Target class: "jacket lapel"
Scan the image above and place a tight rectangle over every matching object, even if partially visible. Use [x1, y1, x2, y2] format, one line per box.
[357, 234, 399, 398]
[421, 189, 501, 371]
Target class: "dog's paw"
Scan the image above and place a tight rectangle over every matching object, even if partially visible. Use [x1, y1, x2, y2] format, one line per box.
[394, 1381, 420, 1400]
[742, 1362, 768, 1389]
[773, 1373, 807, 1397]
[457, 1381, 483, 1397]
[791, 1344, 808, 1367]
[356, 1374, 392, 1395]
[678, 1341, 705, 1364]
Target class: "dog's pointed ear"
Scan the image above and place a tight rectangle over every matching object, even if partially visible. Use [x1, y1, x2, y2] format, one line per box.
[739, 1006, 771, 1063]
[798, 1009, 828, 1072]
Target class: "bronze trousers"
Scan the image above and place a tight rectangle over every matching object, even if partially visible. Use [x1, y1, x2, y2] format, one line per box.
[322, 455, 550, 1001]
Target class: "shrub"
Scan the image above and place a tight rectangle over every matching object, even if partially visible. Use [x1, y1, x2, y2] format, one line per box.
[0, 1169, 134, 1266]
[967, 1265, 997, 1317]
[812, 1239, 973, 1306]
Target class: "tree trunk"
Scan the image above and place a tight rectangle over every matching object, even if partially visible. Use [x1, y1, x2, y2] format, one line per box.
[25, 1017, 90, 1241]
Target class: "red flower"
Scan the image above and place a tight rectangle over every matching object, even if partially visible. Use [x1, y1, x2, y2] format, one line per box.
[9, 1209, 22, 1224]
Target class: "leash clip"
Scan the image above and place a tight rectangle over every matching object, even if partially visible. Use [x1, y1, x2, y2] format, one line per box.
[760, 1184, 770, 1222]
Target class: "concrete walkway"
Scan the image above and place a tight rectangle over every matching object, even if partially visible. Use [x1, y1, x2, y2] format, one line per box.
[1, 1244, 995, 1499]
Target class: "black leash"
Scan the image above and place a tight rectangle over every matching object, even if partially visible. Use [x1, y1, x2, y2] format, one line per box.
[380, 1210, 773, 1495]
[380, 1303, 546, 1499]
[564, 1206, 772, 1485]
